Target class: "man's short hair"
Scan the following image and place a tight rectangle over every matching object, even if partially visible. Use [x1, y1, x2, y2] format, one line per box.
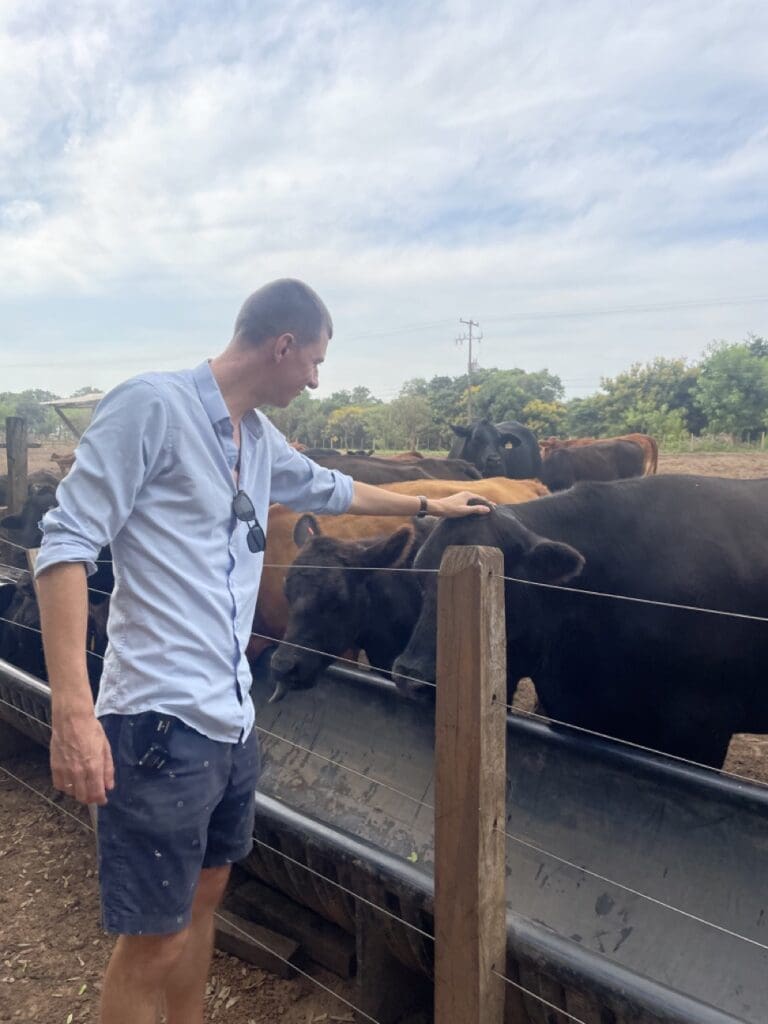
[233, 279, 333, 346]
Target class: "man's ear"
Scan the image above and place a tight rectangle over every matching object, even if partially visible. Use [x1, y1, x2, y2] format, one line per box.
[293, 513, 321, 548]
[522, 540, 585, 584]
[274, 332, 295, 362]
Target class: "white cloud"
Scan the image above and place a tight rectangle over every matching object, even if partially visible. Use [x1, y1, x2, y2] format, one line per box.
[1, 0, 767, 397]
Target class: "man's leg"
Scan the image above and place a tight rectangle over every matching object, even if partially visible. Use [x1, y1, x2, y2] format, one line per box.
[163, 864, 231, 1024]
[98, 867, 230, 1024]
[99, 928, 190, 1024]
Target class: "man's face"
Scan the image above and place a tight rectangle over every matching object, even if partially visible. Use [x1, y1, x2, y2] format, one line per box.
[273, 331, 328, 407]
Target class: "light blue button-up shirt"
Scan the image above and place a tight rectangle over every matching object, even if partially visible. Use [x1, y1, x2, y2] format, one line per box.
[35, 362, 354, 742]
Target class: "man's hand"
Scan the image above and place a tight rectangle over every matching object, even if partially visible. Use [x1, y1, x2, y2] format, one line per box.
[427, 491, 494, 517]
[50, 712, 114, 806]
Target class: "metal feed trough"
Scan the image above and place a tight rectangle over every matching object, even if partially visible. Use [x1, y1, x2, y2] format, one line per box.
[0, 656, 766, 1023]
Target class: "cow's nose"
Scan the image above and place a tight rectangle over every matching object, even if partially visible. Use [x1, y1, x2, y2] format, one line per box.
[391, 659, 433, 699]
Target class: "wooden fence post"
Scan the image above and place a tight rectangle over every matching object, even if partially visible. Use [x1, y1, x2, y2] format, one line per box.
[434, 545, 507, 1024]
[6, 416, 28, 515]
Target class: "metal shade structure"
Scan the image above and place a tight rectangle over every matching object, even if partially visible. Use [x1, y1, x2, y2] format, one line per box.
[40, 392, 103, 439]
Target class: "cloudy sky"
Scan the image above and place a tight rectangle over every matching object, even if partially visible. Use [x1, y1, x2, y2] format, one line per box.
[2, 0, 767, 400]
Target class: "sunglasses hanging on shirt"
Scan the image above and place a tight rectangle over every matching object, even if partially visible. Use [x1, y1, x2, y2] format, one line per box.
[232, 490, 266, 554]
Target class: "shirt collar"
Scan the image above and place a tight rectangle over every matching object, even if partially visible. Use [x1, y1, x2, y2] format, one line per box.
[192, 361, 231, 431]
[191, 360, 264, 439]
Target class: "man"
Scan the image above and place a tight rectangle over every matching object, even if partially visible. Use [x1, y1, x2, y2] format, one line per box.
[35, 279, 489, 1024]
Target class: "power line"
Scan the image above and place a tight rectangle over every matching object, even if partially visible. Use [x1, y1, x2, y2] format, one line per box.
[2, 294, 766, 372]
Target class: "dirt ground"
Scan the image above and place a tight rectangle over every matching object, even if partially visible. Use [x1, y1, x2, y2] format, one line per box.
[2, 444, 768, 1021]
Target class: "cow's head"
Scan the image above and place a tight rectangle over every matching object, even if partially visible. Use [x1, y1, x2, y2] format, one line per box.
[448, 419, 505, 476]
[392, 505, 584, 698]
[268, 515, 418, 702]
[0, 487, 57, 549]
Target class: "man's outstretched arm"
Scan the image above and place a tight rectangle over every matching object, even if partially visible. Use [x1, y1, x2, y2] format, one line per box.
[347, 481, 492, 518]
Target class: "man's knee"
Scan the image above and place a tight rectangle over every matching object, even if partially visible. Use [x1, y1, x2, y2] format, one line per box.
[113, 929, 191, 981]
[192, 864, 231, 915]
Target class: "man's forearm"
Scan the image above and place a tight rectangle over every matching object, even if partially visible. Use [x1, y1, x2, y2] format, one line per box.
[347, 481, 492, 519]
[347, 481, 426, 517]
[37, 563, 94, 720]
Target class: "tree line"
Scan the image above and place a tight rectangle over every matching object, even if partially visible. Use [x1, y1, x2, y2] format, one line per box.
[2, 338, 767, 450]
[267, 335, 768, 449]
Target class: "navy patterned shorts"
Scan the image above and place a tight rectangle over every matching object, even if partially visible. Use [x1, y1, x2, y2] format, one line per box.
[97, 712, 260, 935]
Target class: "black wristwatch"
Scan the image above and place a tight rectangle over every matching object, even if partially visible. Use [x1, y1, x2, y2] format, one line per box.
[416, 495, 429, 518]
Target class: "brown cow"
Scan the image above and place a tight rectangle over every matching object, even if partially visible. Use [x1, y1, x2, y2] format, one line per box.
[51, 452, 76, 477]
[540, 439, 645, 491]
[247, 476, 548, 662]
[540, 434, 658, 475]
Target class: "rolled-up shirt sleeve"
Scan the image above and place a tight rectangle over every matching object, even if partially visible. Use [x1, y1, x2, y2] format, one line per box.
[35, 379, 169, 578]
[264, 419, 354, 514]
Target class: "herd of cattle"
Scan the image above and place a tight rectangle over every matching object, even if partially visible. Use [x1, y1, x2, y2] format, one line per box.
[1, 419, 767, 770]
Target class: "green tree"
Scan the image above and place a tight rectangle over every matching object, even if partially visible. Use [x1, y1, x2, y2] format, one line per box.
[693, 342, 768, 437]
[598, 358, 703, 435]
[564, 394, 610, 437]
[327, 405, 374, 448]
[520, 399, 568, 437]
[474, 368, 564, 423]
[0, 389, 60, 435]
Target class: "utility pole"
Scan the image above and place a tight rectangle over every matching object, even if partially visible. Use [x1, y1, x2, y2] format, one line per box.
[456, 318, 482, 423]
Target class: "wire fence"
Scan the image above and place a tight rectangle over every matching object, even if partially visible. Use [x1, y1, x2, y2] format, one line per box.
[1, 528, 767, 1022]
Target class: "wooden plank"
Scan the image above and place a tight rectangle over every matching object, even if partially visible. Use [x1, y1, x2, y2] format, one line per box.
[564, 985, 602, 1023]
[6, 417, 28, 515]
[503, 957, 534, 1023]
[214, 909, 301, 978]
[228, 878, 356, 977]
[434, 544, 507, 1024]
[54, 407, 84, 440]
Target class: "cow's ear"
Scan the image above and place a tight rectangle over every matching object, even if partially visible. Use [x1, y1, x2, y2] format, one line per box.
[450, 423, 470, 438]
[293, 513, 322, 548]
[360, 527, 415, 570]
[522, 540, 584, 584]
[0, 514, 22, 530]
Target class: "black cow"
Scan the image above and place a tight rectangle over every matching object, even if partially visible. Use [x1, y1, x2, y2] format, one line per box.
[0, 572, 110, 698]
[0, 487, 58, 570]
[495, 421, 543, 478]
[0, 470, 60, 506]
[393, 475, 768, 768]
[306, 451, 481, 484]
[269, 515, 434, 701]
[540, 439, 645, 491]
[449, 419, 542, 479]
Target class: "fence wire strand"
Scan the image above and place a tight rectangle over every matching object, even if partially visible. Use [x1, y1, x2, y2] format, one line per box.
[254, 724, 434, 812]
[250, 630, 437, 691]
[495, 826, 768, 953]
[492, 969, 589, 1024]
[493, 572, 768, 625]
[251, 835, 434, 941]
[496, 697, 768, 792]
